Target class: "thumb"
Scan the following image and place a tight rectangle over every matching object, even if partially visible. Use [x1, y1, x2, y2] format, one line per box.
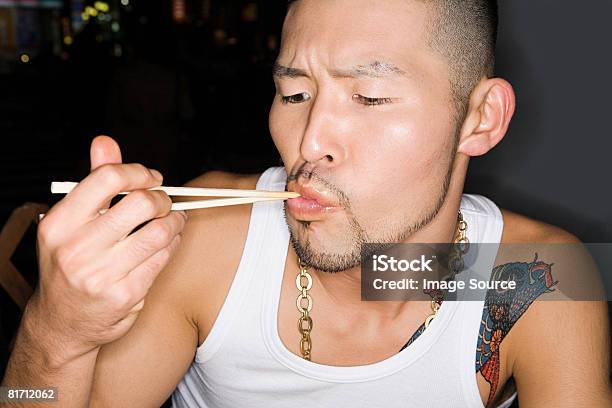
[89, 135, 123, 212]
[90, 135, 122, 171]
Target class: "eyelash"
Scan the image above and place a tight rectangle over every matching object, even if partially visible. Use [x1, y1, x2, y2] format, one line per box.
[352, 94, 393, 106]
[280, 93, 393, 106]
[280, 92, 311, 104]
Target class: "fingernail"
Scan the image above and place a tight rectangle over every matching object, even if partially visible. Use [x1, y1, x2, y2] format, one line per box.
[179, 210, 188, 220]
[150, 169, 163, 181]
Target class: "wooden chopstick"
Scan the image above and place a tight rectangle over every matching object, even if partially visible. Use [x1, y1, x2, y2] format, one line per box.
[51, 181, 299, 199]
[38, 196, 283, 220]
[171, 196, 282, 211]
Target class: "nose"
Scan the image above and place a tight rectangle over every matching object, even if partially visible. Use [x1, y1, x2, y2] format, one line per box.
[299, 91, 347, 169]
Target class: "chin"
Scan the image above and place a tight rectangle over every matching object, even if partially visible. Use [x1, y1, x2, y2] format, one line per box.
[287, 218, 363, 273]
[288, 215, 337, 248]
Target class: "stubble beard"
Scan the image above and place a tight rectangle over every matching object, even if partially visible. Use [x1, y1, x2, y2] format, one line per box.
[284, 156, 455, 273]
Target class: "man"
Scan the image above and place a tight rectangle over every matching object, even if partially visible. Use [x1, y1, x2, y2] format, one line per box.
[2, 0, 610, 407]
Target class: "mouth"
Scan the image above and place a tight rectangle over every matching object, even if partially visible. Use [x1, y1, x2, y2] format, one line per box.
[286, 183, 341, 221]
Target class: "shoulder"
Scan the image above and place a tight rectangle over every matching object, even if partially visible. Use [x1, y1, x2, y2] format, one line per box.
[185, 170, 261, 190]
[499, 208, 580, 244]
[495, 209, 594, 336]
[492, 210, 609, 393]
[179, 171, 261, 235]
[180, 170, 261, 227]
[171, 170, 262, 344]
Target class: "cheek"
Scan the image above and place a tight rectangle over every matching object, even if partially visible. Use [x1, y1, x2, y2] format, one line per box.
[353, 112, 444, 183]
[347, 110, 453, 216]
[268, 102, 282, 148]
[269, 101, 298, 164]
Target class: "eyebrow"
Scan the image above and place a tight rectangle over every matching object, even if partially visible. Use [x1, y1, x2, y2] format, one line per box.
[272, 63, 307, 79]
[272, 60, 407, 79]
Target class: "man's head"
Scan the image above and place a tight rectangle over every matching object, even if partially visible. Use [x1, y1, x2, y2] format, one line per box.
[270, 0, 514, 272]
[288, 0, 498, 119]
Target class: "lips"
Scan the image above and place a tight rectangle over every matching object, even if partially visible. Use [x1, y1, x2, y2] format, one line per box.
[286, 183, 340, 220]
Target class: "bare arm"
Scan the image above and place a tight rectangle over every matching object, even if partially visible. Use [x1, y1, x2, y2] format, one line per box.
[484, 215, 612, 407]
[88, 224, 199, 407]
[2, 303, 99, 406]
[1, 136, 185, 407]
[1, 160, 254, 407]
[513, 300, 611, 407]
[508, 232, 611, 406]
[89, 170, 257, 406]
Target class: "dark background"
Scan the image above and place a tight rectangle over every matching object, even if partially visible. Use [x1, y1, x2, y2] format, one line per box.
[0, 1, 610, 406]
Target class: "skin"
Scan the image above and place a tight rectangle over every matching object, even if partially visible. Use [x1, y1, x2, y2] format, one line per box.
[273, 0, 460, 273]
[2, 1, 609, 407]
[270, 0, 514, 340]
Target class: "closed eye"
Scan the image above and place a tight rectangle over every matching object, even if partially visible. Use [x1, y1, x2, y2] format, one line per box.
[280, 92, 311, 104]
[353, 94, 394, 106]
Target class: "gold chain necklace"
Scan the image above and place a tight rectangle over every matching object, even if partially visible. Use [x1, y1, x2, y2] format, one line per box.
[296, 210, 469, 361]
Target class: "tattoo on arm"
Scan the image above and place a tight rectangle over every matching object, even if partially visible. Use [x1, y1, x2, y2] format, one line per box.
[475, 254, 558, 406]
[397, 253, 558, 406]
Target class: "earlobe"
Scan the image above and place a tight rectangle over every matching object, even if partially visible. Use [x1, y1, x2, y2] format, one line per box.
[457, 78, 516, 157]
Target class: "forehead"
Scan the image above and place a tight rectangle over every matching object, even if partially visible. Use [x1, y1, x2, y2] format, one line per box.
[279, 0, 434, 73]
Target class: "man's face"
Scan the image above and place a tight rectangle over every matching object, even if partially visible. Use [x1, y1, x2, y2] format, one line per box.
[269, 0, 460, 272]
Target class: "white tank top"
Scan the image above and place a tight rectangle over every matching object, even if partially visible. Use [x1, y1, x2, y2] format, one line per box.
[172, 167, 515, 408]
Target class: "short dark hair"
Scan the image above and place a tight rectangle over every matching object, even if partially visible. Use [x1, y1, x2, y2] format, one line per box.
[419, 0, 498, 111]
[286, 0, 498, 115]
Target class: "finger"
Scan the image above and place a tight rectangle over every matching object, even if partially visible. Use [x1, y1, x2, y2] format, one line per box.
[128, 299, 145, 315]
[49, 163, 164, 231]
[90, 135, 123, 211]
[79, 189, 175, 249]
[114, 233, 182, 307]
[105, 211, 185, 280]
[111, 298, 147, 330]
[90, 135, 122, 171]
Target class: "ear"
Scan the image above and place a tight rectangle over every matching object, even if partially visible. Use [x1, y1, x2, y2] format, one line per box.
[457, 78, 515, 157]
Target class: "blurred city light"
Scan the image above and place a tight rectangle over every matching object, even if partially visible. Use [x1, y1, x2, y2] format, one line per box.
[94, 2, 109, 13]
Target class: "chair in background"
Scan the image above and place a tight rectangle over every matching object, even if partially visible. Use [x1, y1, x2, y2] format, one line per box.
[0, 202, 47, 311]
